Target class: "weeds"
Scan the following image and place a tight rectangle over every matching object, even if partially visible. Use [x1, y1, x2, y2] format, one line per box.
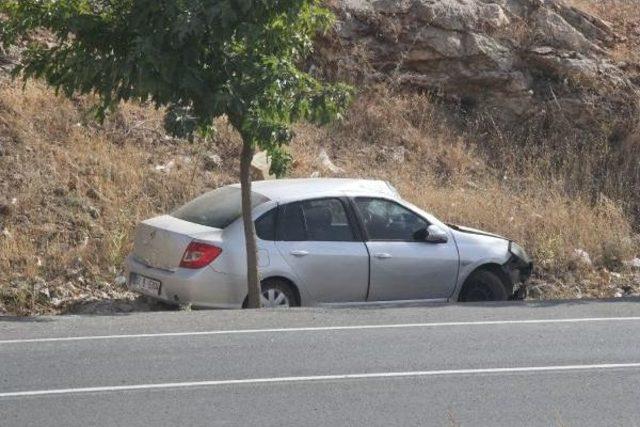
[1, 0, 640, 314]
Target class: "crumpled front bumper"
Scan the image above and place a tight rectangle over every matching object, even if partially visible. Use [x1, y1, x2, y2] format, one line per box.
[504, 244, 534, 299]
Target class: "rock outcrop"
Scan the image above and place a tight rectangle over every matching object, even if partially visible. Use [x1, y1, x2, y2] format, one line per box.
[321, 0, 639, 124]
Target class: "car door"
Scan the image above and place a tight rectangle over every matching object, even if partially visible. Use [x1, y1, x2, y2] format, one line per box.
[274, 198, 369, 303]
[354, 197, 459, 301]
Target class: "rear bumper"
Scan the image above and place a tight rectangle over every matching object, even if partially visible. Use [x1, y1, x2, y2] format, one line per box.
[125, 255, 244, 308]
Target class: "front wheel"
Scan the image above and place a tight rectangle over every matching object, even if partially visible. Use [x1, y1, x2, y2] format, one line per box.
[458, 270, 508, 302]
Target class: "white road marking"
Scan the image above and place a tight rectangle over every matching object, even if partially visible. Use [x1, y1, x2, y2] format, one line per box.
[2, 316, 640, 345]
[1, 363, 639, 398]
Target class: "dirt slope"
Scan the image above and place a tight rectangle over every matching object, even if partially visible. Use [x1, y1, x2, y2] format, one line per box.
[1, 0, 640, 315]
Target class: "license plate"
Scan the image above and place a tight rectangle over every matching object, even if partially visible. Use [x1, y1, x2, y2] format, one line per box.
[131, 274, 161, 295]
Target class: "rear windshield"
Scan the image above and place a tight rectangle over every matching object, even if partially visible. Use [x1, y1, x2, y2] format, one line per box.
[171, 186, 270, 229]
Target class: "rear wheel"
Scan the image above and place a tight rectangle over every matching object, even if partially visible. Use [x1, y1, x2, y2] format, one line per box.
[458, 270, 508, 302]
[257, 279, 299, 308]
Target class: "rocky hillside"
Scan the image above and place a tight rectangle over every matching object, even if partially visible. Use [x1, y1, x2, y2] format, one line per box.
[322, 0, 640, 206]
[327, 0, 638, 123]
[1, 0, 640, 315]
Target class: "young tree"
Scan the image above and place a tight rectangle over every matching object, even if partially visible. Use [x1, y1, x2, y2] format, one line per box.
[0, 0, 351, 308]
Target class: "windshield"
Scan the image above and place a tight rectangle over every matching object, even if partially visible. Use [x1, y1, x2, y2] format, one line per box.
[171, 186, 269, 229]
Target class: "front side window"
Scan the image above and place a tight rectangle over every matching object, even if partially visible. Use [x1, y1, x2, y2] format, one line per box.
[276, 198, 356, 242]
[355, 198, 428, 241]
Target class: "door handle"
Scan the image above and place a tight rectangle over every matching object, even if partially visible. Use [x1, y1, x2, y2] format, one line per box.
[374, 253, 392, 259]
[290, 250, 309, 257]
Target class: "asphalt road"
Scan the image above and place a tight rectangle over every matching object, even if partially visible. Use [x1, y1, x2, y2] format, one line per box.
[1, 299, 640, 426]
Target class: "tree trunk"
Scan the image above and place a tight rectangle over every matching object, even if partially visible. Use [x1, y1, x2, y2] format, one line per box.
[240, 138, 261, 308]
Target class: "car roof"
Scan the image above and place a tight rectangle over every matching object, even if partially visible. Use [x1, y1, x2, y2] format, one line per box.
[230, 178, 399, 202]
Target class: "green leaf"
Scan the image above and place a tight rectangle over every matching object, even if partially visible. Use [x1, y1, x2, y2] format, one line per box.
[1, 0, 353, 177]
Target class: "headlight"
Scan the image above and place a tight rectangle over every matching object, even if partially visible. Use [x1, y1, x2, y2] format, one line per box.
[509, 241, 531, 263]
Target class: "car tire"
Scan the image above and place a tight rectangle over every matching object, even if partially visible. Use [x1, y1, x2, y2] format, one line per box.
[458, 270, 508, 302]
[242, 279, 299, 308]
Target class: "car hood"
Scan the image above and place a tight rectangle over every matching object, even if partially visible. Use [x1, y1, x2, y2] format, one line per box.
[447, 224, 512, 266]
[447, 224, 508, 241]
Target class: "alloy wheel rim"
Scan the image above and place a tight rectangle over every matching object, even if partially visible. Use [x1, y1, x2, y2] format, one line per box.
[260, 288, 290, 308]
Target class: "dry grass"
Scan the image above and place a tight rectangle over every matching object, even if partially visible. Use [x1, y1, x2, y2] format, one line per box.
[1, 80, 639, 314]
[290, 90, 637, 279]
[0, 78, 238, 315]
[568, 0, 640, 63]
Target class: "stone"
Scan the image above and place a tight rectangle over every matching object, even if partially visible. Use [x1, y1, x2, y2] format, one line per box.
[573, 249, 592, 266]
[114, 275, 127, 287]
[178, 303, 192, 312]
[528, 285, 543, 299]
[154, 159, 176, 173]
[203, 153, 223, 170]
[531, 7, 596, 53]
[624, 258, 640, 269]
[251, 151, 275, 181]
[319, 148, 344, 174]
[325, 0, 639, 124]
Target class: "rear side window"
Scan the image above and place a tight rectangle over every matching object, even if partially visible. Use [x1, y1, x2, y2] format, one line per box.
[302, 199, 355, 241]
[277, 202, 307, 241]
[276, 198, 356, 242]
[172, 186, 269, 229]
[255, 208, 277, 241]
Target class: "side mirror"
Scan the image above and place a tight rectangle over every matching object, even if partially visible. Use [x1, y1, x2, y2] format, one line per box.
[414, 225, 448, 243]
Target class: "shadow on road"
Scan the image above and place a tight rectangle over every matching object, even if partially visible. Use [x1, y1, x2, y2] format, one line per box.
[62, 296, 179, 316]
[0, 297, 178, 321]
[455, 296, 640, 308]
[336, 296, 640, 311]
[0, 316, 55, 323]
[2, 296, 639, 320]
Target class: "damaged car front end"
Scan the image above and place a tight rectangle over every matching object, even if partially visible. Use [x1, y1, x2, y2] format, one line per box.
[505, 241, 534, 299]
[447, 224, 533, 301]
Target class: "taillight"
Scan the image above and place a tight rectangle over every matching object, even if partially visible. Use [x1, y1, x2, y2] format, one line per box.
[179, 242, 222, 269]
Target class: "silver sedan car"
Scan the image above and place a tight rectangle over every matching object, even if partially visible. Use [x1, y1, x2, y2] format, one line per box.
[126, 178, 532, 308]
